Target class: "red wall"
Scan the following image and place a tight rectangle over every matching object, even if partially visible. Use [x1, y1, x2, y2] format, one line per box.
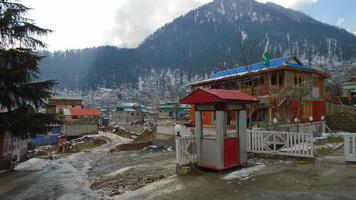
[312, 100, 326, 122]
[290, 100, 326, 123]
[224, 138, 239, 168]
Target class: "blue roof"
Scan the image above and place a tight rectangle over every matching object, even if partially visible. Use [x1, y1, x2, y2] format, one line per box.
[208, 57, 315, 80]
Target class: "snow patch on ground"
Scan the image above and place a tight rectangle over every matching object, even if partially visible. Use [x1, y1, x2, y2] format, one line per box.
[223, 164, 266, 181]
[119, 176, 182, 200]
[104, 166, 133, 177]
[15, 158, 48, 171]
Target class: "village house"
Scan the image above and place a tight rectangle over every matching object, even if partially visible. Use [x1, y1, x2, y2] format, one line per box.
[47, 96, 83, 114]
[188, 56, 330, 127]
[111, 103, 150, 123]
[46, 96, 101, 137]
[157, 102, 190, 119]
[62, 108, 101, 124]
[61, 108, 101, 137]
[342, 76, 356, 106]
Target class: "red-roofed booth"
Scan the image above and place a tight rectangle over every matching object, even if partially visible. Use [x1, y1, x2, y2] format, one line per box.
[180, 88, 258, 171]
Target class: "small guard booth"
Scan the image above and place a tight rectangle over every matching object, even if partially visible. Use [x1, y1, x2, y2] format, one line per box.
[180, 88, 258, 171]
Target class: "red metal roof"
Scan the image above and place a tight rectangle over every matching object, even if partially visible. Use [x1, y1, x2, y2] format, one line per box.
[180, 88, 258, 104]
[69, 108, 100, 116]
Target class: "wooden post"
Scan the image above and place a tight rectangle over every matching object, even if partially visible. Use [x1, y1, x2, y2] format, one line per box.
[239, 110, 247, 164]
[195, 111, 202, 165]
[175, 137, 181, 165]
[216, 111, 225, 169]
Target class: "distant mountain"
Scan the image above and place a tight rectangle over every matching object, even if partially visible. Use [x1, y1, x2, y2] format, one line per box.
[40, 0, 356, 89]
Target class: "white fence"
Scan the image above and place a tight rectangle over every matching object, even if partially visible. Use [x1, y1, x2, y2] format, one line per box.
[253, 121, 325, 137]
[247, 130, 314, 158]
[344, 133, 356, 162]
[176, 136, 196, 166]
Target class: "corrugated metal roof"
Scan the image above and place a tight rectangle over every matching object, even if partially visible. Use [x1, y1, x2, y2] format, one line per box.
[65, 108, 100, 116]
[208, 56, 313, 80]
[180, 88, 258, 104]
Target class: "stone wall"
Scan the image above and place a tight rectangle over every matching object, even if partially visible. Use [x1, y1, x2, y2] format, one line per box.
[326, 111, 356, 133]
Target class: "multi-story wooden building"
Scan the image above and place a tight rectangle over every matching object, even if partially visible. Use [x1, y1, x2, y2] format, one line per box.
[188, 56, 330, 127]
[47, 96, 83, 114]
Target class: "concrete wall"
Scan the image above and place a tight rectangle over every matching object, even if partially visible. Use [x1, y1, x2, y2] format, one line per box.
[62, 124, 98, 137]
[112, 111, 144, 123]
[0, 132, 29, 161]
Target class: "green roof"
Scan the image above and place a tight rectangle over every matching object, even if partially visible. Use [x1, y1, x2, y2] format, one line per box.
[343, 85, 356, 90]
[51, 96, 83, 100]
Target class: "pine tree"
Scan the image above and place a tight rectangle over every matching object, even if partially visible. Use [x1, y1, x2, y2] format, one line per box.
[0, 0, 59, 138]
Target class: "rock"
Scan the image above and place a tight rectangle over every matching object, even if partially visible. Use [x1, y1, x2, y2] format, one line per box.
[176, 165, 193, 176]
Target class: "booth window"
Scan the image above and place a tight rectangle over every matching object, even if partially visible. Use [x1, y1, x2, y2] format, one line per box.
[226, 111, 238, 137]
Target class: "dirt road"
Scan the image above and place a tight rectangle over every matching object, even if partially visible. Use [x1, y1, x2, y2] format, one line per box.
[0, 132, 175, 200]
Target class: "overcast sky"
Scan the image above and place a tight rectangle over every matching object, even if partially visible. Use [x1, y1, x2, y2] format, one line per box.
[26, 0, 356, 51]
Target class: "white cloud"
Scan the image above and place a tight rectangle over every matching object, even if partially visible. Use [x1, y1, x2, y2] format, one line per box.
[105, 0, 211, 48]
[336, 17, 345, 27]
[256, 0, 318, 9]
[26, 0, 212, 50]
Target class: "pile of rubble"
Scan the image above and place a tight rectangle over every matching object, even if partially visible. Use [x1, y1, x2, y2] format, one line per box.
[110, 122, 157, 152]
[111, 123, 138, 139]
[58, 136, 107, 154]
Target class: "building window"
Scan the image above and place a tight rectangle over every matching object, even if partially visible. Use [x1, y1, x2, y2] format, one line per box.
[278, 72, 284, 86]
[271, 73, 278, 86]
[260, 76, 265, 85]
[294, 74, 304, 86]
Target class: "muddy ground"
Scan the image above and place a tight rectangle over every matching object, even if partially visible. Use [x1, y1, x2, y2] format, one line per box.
[0, 132, 175, 199]
[120, 149, 356, 200]
[1, 131, 356, 200]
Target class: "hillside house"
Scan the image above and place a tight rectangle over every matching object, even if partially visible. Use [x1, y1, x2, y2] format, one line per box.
[47, 96, 83, 114]
[188, 56, 330, 127]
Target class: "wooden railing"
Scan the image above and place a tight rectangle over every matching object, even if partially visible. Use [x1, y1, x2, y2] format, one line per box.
[247, 130, 314, 158]
[176, 136, 196, 166]
[344, 133, 356, 162]
[271, 80, 313, 108]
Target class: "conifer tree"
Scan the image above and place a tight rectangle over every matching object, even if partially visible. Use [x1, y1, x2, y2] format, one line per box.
[0, 0, 59, 138]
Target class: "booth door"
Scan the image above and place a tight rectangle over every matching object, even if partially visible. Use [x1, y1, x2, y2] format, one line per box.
[224, 138, 238, 168]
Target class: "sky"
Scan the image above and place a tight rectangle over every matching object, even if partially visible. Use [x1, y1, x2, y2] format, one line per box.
[26, 0, 356, 51]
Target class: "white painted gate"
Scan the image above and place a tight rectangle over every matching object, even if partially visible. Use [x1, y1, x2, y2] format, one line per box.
[247, 130, 314, 158]
[344, 133, 356, 162]
[176, 136, 196, 165]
